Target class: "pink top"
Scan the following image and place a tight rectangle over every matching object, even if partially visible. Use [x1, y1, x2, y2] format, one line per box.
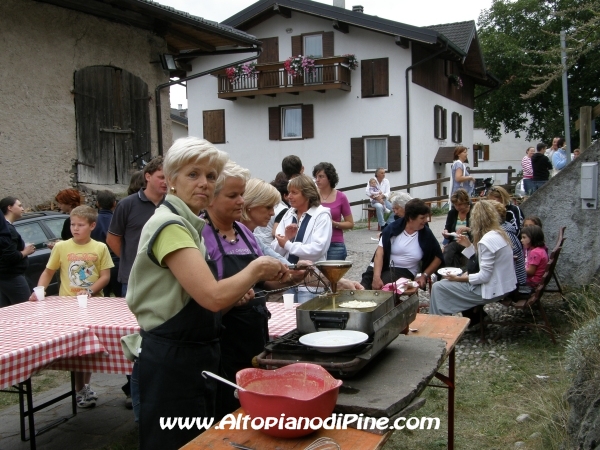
[322, 191, 352, 244]
[525, 246, 548, 287]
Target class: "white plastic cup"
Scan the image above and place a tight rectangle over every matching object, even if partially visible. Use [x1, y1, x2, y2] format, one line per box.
[283, 293, 294, 310]
[77, 295, 88, 308]
[33, 286, 45, 301]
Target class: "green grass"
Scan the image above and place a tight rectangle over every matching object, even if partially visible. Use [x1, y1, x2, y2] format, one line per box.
[0, 370, 71, 409]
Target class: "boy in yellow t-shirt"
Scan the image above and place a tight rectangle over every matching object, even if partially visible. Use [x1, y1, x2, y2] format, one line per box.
[30, 205, 114, 408]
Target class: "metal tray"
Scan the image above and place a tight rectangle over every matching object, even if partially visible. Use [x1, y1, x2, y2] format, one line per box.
[296, 290, 394, 335]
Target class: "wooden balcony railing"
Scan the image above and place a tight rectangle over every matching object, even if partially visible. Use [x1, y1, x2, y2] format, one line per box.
[217, 56, 352, 99]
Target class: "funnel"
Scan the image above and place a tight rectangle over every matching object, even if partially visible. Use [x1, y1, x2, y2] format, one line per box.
[314, 260, 352, 294]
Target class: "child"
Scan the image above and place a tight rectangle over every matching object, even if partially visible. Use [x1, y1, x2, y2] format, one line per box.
[30, 205, 114, 408]
[368, 178, 390, 213]
[523, 216, 542, 228]
[521, 225, 548, 288]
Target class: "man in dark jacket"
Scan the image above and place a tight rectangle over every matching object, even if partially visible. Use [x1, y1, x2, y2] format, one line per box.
[531, 143, 553, 193]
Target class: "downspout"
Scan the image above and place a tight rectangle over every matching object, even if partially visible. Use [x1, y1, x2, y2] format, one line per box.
[155, 47, 261, 155]
[404, 43, 448, 192]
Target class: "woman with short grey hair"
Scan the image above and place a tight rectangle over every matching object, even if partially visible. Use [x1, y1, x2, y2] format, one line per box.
[390, 192, 413, 220]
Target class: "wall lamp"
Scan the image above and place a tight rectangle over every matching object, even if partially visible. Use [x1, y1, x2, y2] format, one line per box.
[159, 54, 177, 71]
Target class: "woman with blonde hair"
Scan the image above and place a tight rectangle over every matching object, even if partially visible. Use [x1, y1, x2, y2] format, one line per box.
[487, 185, 524, 234]
[429, 200, 517, 316]
[122, 138, 286, 449]
[442, 188, 472, 268]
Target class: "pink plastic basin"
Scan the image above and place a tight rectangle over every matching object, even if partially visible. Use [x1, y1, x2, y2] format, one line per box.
[236, 363, 343, 438]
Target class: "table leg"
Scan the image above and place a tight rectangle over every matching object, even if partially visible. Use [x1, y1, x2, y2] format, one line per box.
[16, 372, 78, 449]
[432, 348, 456, 450]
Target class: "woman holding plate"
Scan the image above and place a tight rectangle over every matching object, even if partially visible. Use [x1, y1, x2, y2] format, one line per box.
[429, 200, 517, 316]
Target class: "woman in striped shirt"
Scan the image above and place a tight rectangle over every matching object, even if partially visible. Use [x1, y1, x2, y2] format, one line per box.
[521, 146, 535, 195]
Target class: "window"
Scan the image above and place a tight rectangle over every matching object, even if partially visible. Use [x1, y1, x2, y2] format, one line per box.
[451, 112, 462, 143]
[303, 34, 323, 58]
[434, 105, 447, 139]
[291, 32, 334, 58]
[281, 106, 302, 139]
[203, 110, 225, 144]
[268, 104, 314, 140]
[45, 218, 66, 238]
[14, 222, 48, 247]
[361, 58, 389, 98]
[365, 138, 387, 171]
[350, 135, 401, 172]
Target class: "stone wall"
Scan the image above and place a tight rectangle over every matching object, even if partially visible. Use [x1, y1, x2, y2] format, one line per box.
[520, 141, 600, 286]
[0, 0, 172, 208]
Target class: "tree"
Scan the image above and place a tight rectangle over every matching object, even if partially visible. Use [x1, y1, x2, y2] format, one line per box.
[475, 0, 600, 145]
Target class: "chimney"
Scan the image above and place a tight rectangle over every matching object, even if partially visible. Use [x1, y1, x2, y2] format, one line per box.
[333, 0, 345, 8]
[178, 104, 182, 110]
[352, 5, 364, 13]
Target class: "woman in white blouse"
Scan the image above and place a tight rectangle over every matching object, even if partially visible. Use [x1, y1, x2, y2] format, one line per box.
[429, 200, 517, 316]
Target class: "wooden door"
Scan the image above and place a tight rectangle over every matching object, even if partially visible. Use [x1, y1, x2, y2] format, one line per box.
[74, 66, 150, 184]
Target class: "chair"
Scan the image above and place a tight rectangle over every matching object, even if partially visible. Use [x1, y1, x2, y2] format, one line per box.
[362, 205, 380, 231]
[479, 226, 566, 344]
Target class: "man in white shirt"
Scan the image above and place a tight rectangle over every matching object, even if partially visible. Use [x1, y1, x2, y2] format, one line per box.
[365, 168, 395, 229]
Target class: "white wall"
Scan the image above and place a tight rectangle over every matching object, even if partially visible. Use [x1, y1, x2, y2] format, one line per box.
[187, 11, 475, 217]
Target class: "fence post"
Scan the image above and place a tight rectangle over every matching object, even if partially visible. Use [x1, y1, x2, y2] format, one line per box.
[507, 166, 512, 185]
[580, 106, 592, 151]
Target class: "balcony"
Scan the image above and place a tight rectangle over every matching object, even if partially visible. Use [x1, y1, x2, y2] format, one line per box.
[217, 56, 352, 100]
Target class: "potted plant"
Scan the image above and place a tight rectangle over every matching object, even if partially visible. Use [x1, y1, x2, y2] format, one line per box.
[283, 55, 316, 77]
[225, 62, 258, 83]
[448, 74, 463, 89]
[342, 54, 359, 70]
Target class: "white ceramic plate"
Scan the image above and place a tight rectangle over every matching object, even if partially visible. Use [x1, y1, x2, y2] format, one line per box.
[299, 330, 369, 353]
[438, 267, 463, 277]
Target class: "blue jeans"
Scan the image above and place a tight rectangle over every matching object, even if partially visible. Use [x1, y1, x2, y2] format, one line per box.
[327, 243, 347, 261]
[523, 179, 534, 195]
[131, 360, 140, 422]
[372, 201, 394, 227]
[531, 180, 547, 193]
[121, 283, 128, 297]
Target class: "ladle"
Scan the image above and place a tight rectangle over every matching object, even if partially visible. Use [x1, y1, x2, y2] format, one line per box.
[201, 371, 246, 392]
[314, 260, 352, 294]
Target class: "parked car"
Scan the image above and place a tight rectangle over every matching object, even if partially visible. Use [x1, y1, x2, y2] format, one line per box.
[14, 211, 69, 295]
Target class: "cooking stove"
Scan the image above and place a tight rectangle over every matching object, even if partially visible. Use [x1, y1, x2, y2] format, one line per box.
[256, 293, 419, 377]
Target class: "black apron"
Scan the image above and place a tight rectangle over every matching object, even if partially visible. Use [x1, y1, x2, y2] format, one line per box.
[206, 222, 270, 420]
[138, 201, 222, 450]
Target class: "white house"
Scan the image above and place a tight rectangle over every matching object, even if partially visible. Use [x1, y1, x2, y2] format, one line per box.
[185, 0, 498, 215]
[171, 107, 189, 142]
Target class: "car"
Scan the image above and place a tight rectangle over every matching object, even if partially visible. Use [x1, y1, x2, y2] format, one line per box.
[14, 211, 69, 295]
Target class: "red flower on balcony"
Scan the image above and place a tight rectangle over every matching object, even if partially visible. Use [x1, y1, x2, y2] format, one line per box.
[284, 55, 316, 78]
[225, 62, 258, 83]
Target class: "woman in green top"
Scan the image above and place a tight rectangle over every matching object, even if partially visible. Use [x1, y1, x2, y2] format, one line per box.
[123, 137, 287, 450]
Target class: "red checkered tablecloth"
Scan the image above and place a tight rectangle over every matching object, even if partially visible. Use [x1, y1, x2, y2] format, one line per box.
[0, 297, 139, 375]
[266, 302, 297, 338]
[0, 322, 106, 389]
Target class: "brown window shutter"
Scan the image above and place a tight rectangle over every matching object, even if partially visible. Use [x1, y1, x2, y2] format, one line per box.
[291, 35, 302, 56]
[451, 112, 459, 143]
[483, 145, 490, 161]
[387, 136, 401, 171]
[202, 110, 226, 144]
[473, 145, 479, 167]
[258, 37, 279, 64]
[434, 106, 440, 139]
[442, 108, 447, 140]
[361, 59, 373, 97]
[373, 58, 389, 96]
[302, 104, 314, 139]
[458, 114, 462, 143]
[322, 31, 334, 57]
[351, 137, 365, 172]
[268, 107, 280, 140]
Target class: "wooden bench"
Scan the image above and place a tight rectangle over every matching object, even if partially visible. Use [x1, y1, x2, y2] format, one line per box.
[480, 226, 566, 344]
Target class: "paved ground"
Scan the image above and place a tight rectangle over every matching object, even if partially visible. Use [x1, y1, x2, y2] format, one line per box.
[0, 215, 562, 449]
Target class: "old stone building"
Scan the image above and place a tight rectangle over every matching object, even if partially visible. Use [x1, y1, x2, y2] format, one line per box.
[0, 0, 259, 207]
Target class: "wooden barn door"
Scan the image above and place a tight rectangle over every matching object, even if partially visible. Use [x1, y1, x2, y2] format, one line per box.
[74, 66, 150, 184]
